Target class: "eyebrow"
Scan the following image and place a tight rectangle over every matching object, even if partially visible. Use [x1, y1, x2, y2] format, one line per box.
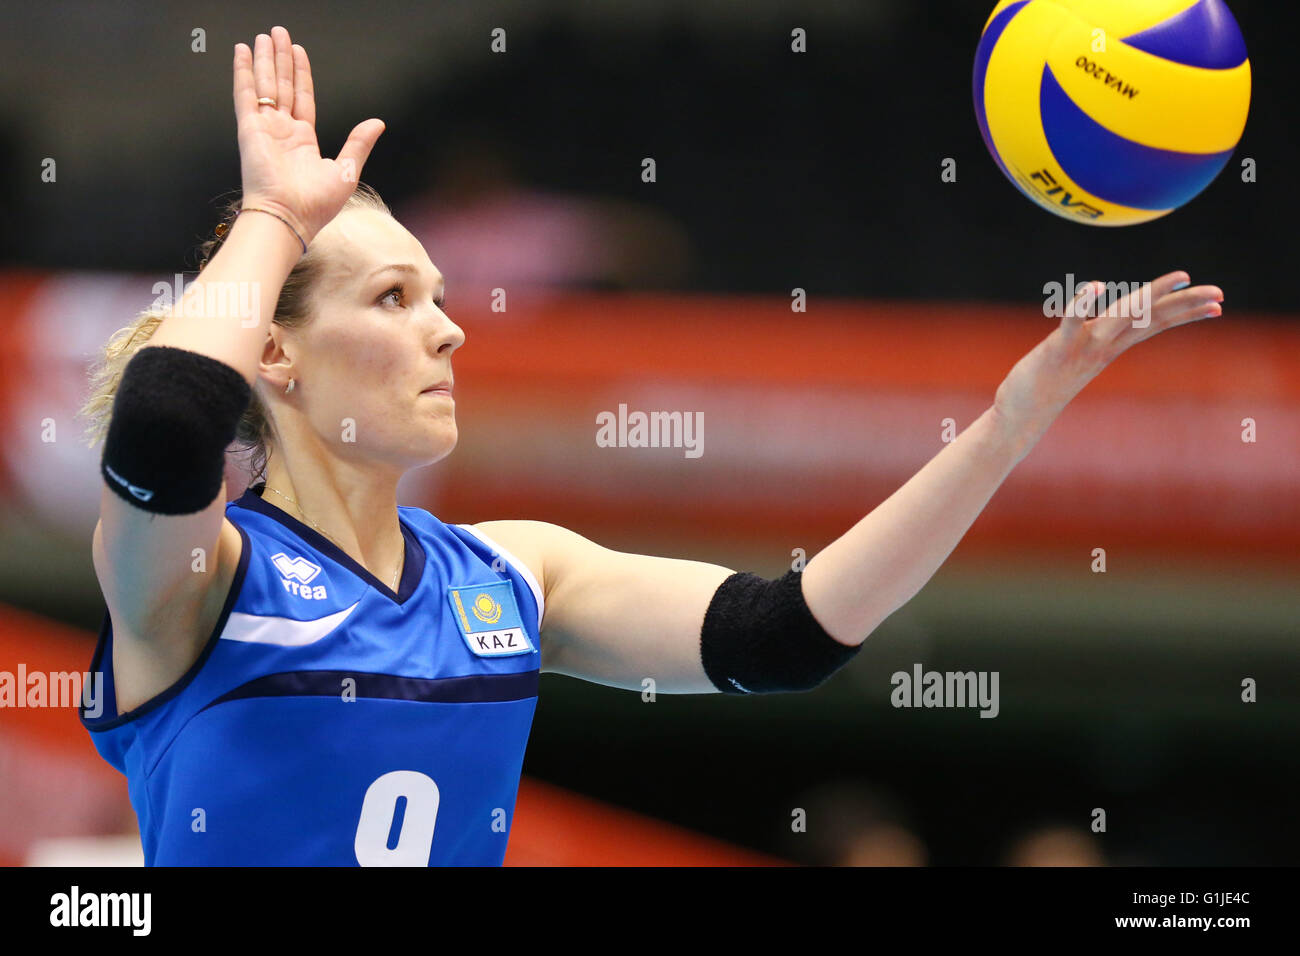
[366, 263, 445, 289]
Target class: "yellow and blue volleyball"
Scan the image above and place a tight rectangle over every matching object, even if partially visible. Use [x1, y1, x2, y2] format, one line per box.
[973, 0, 1250, 226]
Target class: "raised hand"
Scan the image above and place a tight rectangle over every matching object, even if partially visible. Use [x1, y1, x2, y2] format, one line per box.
[992, 271, 1224, 450]
[233, 26, 385, 246]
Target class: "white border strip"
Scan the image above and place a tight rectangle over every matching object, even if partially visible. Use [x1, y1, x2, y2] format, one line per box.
[456, 524, 545, 632]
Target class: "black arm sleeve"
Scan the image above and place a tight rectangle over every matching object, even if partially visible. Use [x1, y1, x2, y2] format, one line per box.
[100, 346, 251, 515]
[699, 569, 863, 694]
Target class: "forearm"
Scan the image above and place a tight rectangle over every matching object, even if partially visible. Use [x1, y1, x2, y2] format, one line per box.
[147, 206, 305, 383]
[801, 405, 1037, 646]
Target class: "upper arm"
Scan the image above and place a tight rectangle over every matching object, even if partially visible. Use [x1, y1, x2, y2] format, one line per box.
[471, 520, 734, 694]
[93, 478, 239, 682]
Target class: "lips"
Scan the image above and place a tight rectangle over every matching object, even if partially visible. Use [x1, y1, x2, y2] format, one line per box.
[421, 381, 453, 396]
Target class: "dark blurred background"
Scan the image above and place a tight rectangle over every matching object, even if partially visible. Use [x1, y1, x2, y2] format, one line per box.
[0, 0, 1295, 867]
[2, 0, 1294, 309]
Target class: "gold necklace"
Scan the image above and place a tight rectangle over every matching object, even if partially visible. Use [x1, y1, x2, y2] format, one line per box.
[263, 484, 401, 591]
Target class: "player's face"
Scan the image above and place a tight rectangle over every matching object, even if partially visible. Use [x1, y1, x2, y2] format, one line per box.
[291, 208, 466, 470]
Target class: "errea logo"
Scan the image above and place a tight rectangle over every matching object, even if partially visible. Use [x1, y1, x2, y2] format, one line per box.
[271, 552, 328, 600]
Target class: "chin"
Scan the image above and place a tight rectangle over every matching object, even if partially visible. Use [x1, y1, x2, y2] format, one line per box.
[418, 429, 459, 466]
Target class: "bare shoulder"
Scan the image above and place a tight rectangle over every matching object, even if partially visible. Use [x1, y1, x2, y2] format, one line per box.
[462, 519, 584, 599]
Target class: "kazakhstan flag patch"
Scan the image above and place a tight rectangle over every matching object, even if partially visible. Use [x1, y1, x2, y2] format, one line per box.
[447, 580, 534, 657]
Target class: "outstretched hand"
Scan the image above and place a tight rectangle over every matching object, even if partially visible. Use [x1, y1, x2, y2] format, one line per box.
[233, 26, 385, 246]
[993, 271, 1224, 449]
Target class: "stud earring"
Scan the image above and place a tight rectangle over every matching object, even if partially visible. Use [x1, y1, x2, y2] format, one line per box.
[285, 379, 296, 395]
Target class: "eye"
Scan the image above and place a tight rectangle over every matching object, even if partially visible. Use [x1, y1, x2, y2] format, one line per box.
[379, 282, 449, 315]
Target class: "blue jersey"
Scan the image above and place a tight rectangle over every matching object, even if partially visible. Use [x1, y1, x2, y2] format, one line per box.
[80, 482, 544, 865]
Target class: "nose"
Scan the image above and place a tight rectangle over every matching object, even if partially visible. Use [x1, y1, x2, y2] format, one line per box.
[429, 307, 466, 356]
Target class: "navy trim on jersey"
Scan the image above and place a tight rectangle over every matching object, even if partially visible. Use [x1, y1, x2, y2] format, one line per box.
[81, 519, 253, 732]
[232, 482, 426, 605]
[199, 668, 540, 712]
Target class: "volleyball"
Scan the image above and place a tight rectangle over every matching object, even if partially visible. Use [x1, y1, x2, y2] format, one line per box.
[973, 0, 1251, 226]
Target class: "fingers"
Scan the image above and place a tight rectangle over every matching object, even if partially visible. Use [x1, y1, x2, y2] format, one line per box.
[1113, 271, 1196, 335]
[1148, 270, 1191, 301]
[1059, 279, 1100, 342]
[252, 33, 277, 107]
[1150, 279, 1223, 325]
[1149, 295, 1222, 334]
[336, 118, 386, 180]
[1162, 285, 1223, 322]
[292, 43, 315, 126]
[1112, 279, 1224, 349]
[1095, 273, 1220, 342]
[238, 29, 306, 122]
[1061, 272, 1225, 354]
[233, 42, 257, 121]
[272, 26, 295, 116]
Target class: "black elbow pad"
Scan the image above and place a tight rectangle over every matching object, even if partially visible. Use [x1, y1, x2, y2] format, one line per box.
[101, 346, 251, 514]
[700, 570, 862, 694]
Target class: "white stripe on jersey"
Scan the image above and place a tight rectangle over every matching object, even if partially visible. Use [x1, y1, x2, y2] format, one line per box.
[454, 525, 545, 632]
[221, 601, 360, 647]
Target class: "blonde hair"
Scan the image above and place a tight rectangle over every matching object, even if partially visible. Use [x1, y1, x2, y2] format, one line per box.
[79, 183, 392, 482]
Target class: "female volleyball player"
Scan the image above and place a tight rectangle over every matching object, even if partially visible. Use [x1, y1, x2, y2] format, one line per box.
[78, 27, 1224, 865]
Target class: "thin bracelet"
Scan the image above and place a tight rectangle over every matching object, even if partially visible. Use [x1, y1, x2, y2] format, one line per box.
[238, 206, 308, 254]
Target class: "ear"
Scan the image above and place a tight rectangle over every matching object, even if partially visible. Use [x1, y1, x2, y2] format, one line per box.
[259, 325, 295, 394]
